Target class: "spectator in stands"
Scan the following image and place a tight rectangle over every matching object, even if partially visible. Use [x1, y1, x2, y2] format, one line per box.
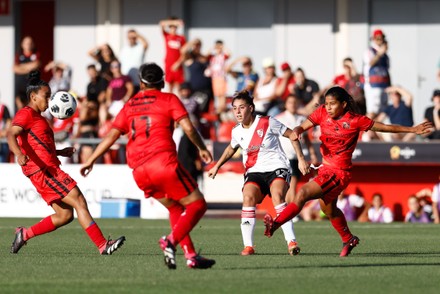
[293, 67, 320, 116]
[76, 95, 100, 164]
[120, 29, 148, 93]
[363, 29, 391, 120]
[253, 57, 278, 116]
[432, 175, 440, 224]
[328, 57, 365, 115]
[178, 82, 200, 128]
[14, 36, 41, 112]
[273, 62, 296, 114]
[376, 85, 414, 141]
[44, 61, 72, 93]
[367, 193, 393, 223]
[86, 64, 107, 105]
[336, 191, 368, 222]
[180, 38, 213, 114]
[226, 56, 259, 96]
[276, 93, 318, 201]
[88, 43, 118, 82]
[0, 96, 12, 162]
[105, 60, 134, 119]
[405, 195, 432, 223]
[159, 17, 186, 94]
[423, 89, 440, 140]
[205, 40, 230, 114]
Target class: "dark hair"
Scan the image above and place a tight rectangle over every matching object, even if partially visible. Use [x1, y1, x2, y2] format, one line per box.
[139, 63, 164, 89]
[215, 40, 223, 45]
[26, 70, 49, 99]
[87, 64, 97, 70]
[324, 86, 361, 114]
[231, 90, 255, 113]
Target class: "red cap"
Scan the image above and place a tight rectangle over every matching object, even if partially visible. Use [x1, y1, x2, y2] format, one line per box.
[372, 29, 384, 38]
[281, 62, 291, 71]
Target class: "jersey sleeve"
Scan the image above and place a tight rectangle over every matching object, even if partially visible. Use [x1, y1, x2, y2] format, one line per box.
[230, 129, 240, 149]
[355, 114, 374, 131]
[112, 107, 129, 134]
[12, 109, 32, 130]
[269, 116, 287, 136]
[308, 105, 325, 126]
[169, 94, 189, 122]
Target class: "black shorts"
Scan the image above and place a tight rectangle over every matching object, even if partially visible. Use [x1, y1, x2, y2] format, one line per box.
[289, 159, 302, 179]
[244, 168, 291, 197]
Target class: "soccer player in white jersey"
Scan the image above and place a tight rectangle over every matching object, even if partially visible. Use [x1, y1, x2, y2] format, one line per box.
[208, 90, 309, 256]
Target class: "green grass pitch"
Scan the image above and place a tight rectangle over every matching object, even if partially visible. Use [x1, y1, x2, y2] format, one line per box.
[1, 218, 439, 293]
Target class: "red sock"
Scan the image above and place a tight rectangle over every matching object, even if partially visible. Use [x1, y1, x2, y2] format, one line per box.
[169, 199, 207, 246]
[25, 216, 57, 241]
[330, 216, 353, 243]
[274, 203, 300, 228]
[168, 203, 196, 259]
[85, 222, 107, 251]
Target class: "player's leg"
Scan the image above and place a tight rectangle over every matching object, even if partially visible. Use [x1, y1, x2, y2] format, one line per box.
[240, 183, 263, 255]
[270, 178, 299, 255]
[265, 181, 322, 237]
[62, 186, 125, 255]
[320, 198, 359, 257]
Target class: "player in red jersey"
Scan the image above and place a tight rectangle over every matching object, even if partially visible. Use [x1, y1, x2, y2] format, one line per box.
[264, 86, 433, 256]
[160, 17, 186, 94]
[80, 63, 216, 270]
[7, 71, 125, 255]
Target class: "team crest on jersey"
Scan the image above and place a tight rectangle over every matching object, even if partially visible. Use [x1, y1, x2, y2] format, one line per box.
[257, 129, 264, 138]
[342, 122, 350, 129]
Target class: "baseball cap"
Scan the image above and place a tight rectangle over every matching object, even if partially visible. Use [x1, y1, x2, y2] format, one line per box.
[280, 62, 291, 71]
[262, 57, 275, 68]
[372, 29, 385, 38]
[432, 89, 440, 97]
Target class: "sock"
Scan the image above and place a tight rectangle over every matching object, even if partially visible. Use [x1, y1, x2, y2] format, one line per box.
[330, 216, 353, 243]
[241, 207, 256, 247]
[169, 199, 207, 246]
[85, 221, 107, 252]
[25, 216, 57, 241]
[273, 203, 301, 230]
[275, 203, 296, 243]
[167, 203, 197, 259]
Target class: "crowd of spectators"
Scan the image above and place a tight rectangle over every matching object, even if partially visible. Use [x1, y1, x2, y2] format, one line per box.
[1, 22, 440, 168]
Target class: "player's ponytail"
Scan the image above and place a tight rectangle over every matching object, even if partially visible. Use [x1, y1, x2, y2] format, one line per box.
[26, 70, 49, 99]
[324, 86, 361, 114]
[231, 90, 255, 113]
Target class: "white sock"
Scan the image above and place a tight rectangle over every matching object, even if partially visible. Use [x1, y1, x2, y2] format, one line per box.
[275, 202, 297, 243]
[241, 207, 256, 247]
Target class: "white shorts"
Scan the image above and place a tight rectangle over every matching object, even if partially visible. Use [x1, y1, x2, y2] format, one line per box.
[364, 84, 388, 115]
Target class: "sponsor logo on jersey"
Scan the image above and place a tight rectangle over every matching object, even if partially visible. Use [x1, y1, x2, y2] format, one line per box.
[257, 129, 264, 138]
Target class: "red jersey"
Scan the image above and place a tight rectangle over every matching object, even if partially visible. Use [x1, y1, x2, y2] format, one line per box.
[112, 89, 189, 169]
[308, 105, 374, 170]
[12, 106, 61, 176]
[163, 31, 186, 65]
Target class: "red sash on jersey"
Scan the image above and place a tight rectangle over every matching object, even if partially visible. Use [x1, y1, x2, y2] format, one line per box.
[245, 116, 269, 170]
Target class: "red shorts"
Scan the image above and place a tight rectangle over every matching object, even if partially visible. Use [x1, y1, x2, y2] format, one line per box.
[164, 65, 185, 84]
[313, 166, 351, 205]
[29, 167, 77, 205]
[132, 154, 197, 201]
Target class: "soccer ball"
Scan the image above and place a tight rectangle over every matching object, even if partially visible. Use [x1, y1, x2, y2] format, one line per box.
[49, 91, 77, 119]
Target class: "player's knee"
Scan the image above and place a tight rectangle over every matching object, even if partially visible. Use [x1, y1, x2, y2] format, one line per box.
[59, 209, 74, 225]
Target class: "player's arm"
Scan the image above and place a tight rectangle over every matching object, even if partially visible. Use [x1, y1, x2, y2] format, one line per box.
[179, 117, 213, 164]
[207, 144, 239, 179]
[283, 119, 314, 175]
[80, 128, 122, 177]
[370, 121, 433, 135]
[7, 125, 29, 166]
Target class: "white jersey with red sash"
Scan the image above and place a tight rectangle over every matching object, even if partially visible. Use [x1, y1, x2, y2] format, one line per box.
[230, 115, 291, 173]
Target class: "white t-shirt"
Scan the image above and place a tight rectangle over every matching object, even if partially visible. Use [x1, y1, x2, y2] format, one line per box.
[231, 115, 290, 173]
[431, 183, 440, 203]
[275, 111, 306, 160]
[368, 206, 393, 223]
[120, 43, 146, 85]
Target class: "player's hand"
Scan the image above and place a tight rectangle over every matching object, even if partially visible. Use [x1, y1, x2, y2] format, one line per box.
[414, 121, 434, 135]
[80, 163, 93, 177]
[298, 158, 310, 175]
[199, 149, 213, 164]
[17, 154, 29, 166]
[207, 166, 219, 179]
[57, 147, 76, 157]
[289, 127, 302, 141]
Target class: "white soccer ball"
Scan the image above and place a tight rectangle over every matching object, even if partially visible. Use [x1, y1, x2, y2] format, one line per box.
[49, 91, 77, 120]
